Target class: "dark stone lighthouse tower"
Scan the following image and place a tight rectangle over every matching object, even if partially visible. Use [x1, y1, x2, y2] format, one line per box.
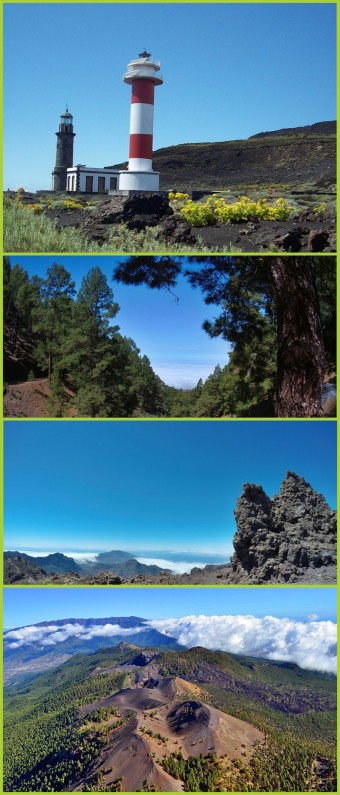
[52, 108, 75, 191]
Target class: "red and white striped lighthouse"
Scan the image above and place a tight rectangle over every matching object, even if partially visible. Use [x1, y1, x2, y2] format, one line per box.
[118, 51, 163, 192]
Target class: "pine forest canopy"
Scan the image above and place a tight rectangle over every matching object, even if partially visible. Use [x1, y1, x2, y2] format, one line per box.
[3, 256, 336, 418]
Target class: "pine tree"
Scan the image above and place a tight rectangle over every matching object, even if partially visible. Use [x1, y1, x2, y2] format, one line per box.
[60, 266, 121, 417]
[32, 262, 76, 381]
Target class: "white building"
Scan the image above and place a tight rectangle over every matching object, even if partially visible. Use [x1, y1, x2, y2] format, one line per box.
[66, 166, 120, 194]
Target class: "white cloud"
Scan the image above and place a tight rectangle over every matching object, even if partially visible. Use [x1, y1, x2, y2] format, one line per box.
[152, 360, 226, 389]
[4, 614, 337, 675]
[135, 557, 220, 574]
[4, 622, 145, 649]
[147, 614, 337, 675]
[17, 550, 100, 564]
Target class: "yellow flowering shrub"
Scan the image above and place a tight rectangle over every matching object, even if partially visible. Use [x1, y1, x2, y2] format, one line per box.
[313, 202, 327, 218]
[169, 192, 293, 227]
[29, 203, 44, 214]
[63, 199, 84, 211]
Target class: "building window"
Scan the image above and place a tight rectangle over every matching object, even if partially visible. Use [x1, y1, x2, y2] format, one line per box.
[67, 176, 70, 191]
[110, 177, 117, 190]
[86, 175, 93, 193]
[98, 176, 106, 193]
[72, 175, 75, 192]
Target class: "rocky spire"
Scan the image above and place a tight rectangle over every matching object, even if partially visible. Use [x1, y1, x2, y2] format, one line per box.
[229, 471, 336, 583]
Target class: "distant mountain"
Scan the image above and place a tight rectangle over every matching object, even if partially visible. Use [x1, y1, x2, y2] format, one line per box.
[3, 643, 336, 792]
[91, 550, 136, 564]
[87, 559, 170, 577]
[4, 549, 170, 583]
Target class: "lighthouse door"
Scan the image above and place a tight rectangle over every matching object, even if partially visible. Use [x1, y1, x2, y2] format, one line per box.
[85, 176, 93, 193]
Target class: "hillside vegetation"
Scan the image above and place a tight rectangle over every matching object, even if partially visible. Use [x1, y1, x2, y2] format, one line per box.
[4, 644, 336, 792]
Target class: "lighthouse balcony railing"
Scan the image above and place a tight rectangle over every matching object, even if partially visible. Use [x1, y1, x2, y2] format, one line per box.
[146, 57, 160, 67]
[132, 56, 161, 67]
[123, 68, 163, 81]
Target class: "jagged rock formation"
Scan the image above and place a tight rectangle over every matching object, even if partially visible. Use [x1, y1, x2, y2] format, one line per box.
[82, 193, 195, 245]
[228, 471, 336, 583]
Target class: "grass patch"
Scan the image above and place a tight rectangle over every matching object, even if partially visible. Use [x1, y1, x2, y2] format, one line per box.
[3, 200, 241, 253]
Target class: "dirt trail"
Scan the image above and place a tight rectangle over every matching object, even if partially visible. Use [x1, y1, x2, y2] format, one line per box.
[3, 378, 76, 417]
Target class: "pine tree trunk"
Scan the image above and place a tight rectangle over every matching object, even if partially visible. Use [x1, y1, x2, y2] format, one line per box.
[269, 258, 326, 417]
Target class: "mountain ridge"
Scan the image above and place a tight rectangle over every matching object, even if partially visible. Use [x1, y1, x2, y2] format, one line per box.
[4, 550, 170, 583]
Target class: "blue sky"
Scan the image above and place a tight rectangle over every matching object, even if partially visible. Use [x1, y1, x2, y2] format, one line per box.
[4, 420, 336, 556]
[8, 256, 229, 388]
[4, 3, 335, 191]
[4, 586, 337, 629]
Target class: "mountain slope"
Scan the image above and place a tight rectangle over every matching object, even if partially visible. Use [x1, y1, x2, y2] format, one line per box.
[3, 645, 336, 792]
[4, 550, 82, 575]
[3, 554, 47, 583]
[111, 124, 336, 190]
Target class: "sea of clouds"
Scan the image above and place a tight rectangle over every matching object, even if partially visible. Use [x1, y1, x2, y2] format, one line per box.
[135, 557, 217, 574]
[4, 613, 336, 674]
[148, 615, 337, 674]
